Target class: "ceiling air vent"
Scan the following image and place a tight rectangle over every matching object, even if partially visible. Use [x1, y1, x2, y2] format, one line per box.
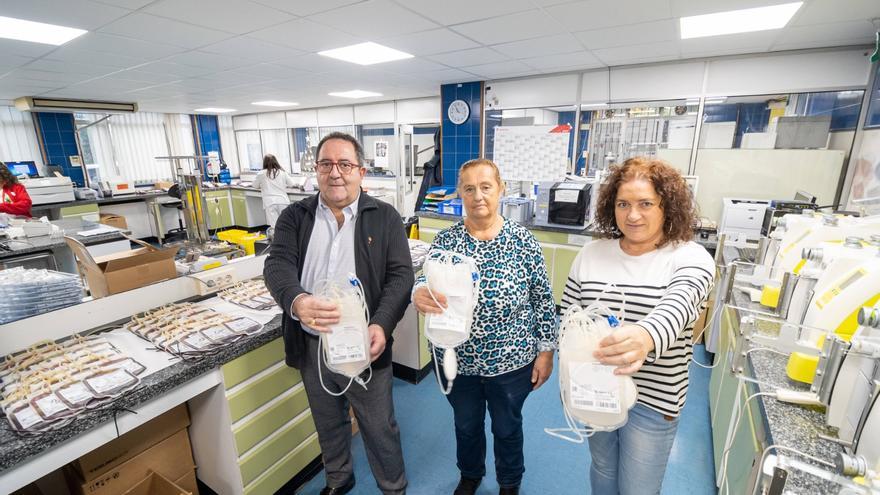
[14, 97, 138, 113]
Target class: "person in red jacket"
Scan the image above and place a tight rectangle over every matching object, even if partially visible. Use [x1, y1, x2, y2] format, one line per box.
[0, 161, 33, 218]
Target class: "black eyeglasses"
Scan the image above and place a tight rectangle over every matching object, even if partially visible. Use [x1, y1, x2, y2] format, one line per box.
[315, 160, 360, 174]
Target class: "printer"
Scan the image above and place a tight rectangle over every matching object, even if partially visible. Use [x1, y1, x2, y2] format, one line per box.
[719, 198, 769, 242]
[535, 181, 592, 229]
[21, 176, 75, 205]
[761, 199, 818, 236]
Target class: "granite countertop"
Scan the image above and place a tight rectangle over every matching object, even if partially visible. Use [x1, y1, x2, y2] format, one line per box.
[0, 220, 127, 259]
[0, 313, 283, 473]
[724, 248, 842, 494]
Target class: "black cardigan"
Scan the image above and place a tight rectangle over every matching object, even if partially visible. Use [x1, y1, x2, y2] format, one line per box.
[263, 192, 414, 370]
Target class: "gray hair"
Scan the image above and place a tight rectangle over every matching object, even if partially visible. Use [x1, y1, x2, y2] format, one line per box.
[315, 132, 366, 166]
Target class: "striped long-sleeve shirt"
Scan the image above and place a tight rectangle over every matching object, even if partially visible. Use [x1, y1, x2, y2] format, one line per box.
[560, 238, 715, 417]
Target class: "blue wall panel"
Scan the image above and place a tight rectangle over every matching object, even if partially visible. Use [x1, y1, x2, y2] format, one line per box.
[35, 113, 84, 186]
[441, 81, 483, 188]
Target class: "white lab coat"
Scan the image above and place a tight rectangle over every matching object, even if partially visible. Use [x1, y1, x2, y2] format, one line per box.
[252, 169, 295, 228]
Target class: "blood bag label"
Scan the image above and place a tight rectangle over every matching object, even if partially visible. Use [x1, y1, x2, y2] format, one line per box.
[33, 394, 68, 418]
[226, 317, 261, 334]
[426, 296, 470, 334]
[58, 382, 93, 405]
[568, 361, 621, 414]
[203, 325, 235, 342]
[86, 369, 135, 396]
[13, 405, 43, 429]
[327, 326, 367, 364]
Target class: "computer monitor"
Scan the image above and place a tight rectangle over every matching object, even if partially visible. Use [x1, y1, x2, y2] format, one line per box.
[794, 190, 816, 204]
[4, 161, 39, 178]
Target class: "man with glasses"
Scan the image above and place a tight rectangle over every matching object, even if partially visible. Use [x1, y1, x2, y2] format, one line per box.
[264, 132, 413, 495]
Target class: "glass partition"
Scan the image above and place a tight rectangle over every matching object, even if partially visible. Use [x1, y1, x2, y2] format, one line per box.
[259, 129, 291, 171]
[694, 90, 865, 223]
[234, 130, 262, 171]
[584, 100, 698, 177]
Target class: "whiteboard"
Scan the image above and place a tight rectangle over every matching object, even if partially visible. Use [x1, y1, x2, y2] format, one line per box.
[493, 125, 570, 182]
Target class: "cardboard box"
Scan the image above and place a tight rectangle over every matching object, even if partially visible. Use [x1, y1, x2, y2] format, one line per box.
[81, 245, 178, 298]
[74, 405, 190, 481]
[174, 470, 198, 495]
[99, 213, 127, 230]
[72, 429, 195, 495]
[122, 472, 190, 495]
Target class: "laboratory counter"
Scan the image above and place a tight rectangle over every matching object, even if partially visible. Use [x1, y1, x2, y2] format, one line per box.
[0, 218, 129, 266]
[0, 312, 283, 473]
[714, 246, 842, 494]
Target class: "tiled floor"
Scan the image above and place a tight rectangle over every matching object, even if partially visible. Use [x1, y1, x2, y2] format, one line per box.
[298, 346, 717, 494]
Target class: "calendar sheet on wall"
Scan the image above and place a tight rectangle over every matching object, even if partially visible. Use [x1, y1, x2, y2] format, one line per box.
[493, 125, 570, 182]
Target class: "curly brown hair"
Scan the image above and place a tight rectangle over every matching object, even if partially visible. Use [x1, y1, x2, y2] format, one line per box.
[0, 161, 19, 187]
[593, 157, 695, 248]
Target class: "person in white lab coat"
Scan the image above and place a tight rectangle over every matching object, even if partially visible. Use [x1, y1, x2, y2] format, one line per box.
[252, 154, 295, 229]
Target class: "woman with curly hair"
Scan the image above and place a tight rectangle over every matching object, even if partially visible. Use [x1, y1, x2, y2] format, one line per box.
[560, 157, 714, 495]
[0, 161, 32, 217]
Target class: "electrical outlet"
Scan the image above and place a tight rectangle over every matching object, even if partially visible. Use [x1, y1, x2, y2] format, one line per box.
[190, 265, 238, 296]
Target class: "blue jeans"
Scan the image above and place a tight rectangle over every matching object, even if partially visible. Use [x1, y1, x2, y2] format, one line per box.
[587, 403, 680, 495]
[443, 362, 534, 488]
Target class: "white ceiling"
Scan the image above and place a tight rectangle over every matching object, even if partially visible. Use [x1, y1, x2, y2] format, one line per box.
[0, 0, 876, 114]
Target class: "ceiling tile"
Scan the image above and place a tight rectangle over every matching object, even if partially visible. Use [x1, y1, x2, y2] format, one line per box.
[465, 60, 535, 79]
[679, 31, 776, 56]
[0, 39, 59, 58]
[593, 40, 680, 65]
[773, 19, 875, 49]
[164, 51, 253, 70]
[98, 13, 234, 49]
[520, 51, 604, 70]
[308, 0, 439, 38]
[793, 0, 880, 26]
[451, 9, 563, 45]
[143, 0, 294, 34]
[0, 0, 131, 30]
[201, 37, 304, 62]
[274, 53, 357, 73]
[669, 0, 778, 17]
[222, 63, 312, 79]
[23, 59, 121, 78]
[374, 57, 449, 75]
[492, 33, 583, 59]
[248, 19, 363, 53]
[111, 70, 183, 84]
[250, 0, 364, 16]
[69, 77, 159, 92]
[90, 0, 154, 8]
[575, 20, 677, 50]
[427, 47, 508, 67]
[0, 55, 36, 73]
[403, 0, 535, 26]
[380, 29, 480, 57]
[134, 61, 215, 78]
[546, 0, 672, 32]
[61, 33, 186, 59]
[5, 68, 93, 84]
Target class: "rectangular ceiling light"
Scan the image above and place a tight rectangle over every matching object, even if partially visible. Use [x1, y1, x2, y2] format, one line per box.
[0, 15, 87, 45]
[328, 90, 383, 99]
[252, 100, 299, 107]
[194, 107, 236, 113]
[680, 2, 802, 39]
[319, 42, 413, 65]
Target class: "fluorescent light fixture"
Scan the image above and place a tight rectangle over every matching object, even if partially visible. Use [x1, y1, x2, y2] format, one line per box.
[319, 42, 413, 65]
[328, 90, 383, 99]
[252, 100, 299, 107]
[194, 107, 236, 113]
[0, 15, 87, 45]
[580, 103, 609, 109]
[705, 96, 727, 104]
[680, 2, 802, 39]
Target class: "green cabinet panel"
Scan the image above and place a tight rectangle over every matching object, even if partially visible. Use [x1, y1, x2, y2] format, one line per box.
[61, 203, 99, 218]
[227, 365, 301, 422]
[419, 229, 437, 244]
[222, 338, 285, 389]
[233, 384, 310, 455]
[243, 433, 321, 495]
[529, 230, 570, 244]
[419, 217, 455, 231]
[239, 412, 317, 485]
[232, 197, 247, 227]
[552, 246, 579, 305]
[231, 189, 247, 200]
[208, 196, 232, 229]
